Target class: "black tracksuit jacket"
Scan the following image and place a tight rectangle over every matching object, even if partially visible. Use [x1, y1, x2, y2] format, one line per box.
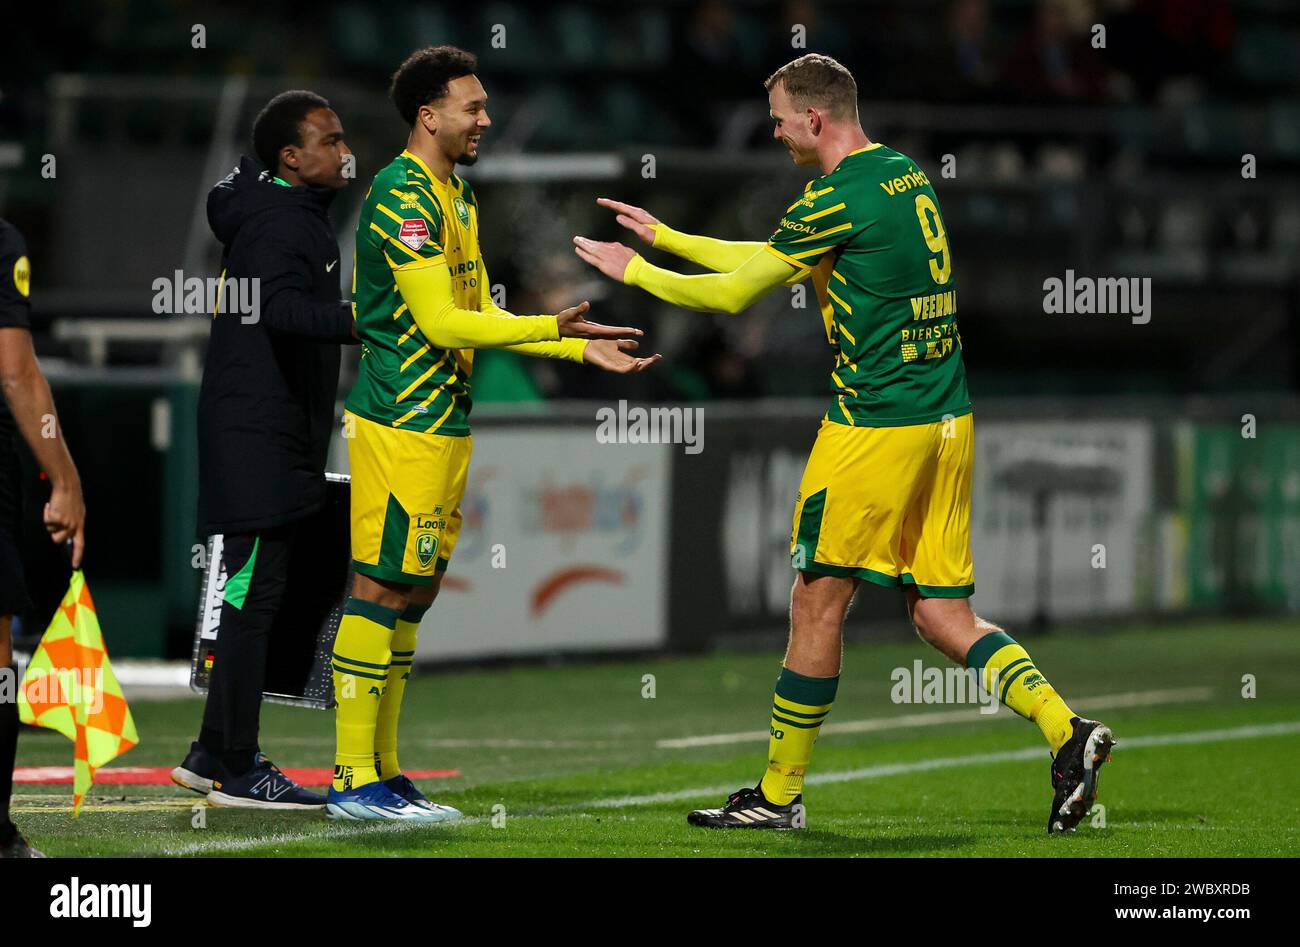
[196, 157, 356, 537]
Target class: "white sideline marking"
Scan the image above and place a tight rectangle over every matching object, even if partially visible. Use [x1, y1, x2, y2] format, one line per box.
[655, 686, 1215, 749]
[158, 817, 481, 856]
[151, 718, 1297, 854]
[583, 719, 1300, 810]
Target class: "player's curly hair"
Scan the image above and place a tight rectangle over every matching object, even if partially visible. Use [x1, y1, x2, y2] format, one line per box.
[764, 54, 858, 122]
[251, 90, 330, 174]
[390, 46, 479, 127]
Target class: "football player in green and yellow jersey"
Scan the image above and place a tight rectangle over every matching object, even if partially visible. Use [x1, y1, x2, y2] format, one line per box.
[576, 54, 1114, 834]
[328, 46, 659, 823]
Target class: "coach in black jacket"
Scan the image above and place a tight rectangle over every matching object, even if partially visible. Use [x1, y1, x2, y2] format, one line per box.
[175, 91, 356, 809]
[199, 156, 354, 533]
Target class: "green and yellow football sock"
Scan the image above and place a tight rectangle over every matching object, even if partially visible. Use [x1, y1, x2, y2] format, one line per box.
[374, 601, 427, 780]
[965, 630, 1076, 755]
[331, 598, 400, 792]
[759, 667, 839, 805]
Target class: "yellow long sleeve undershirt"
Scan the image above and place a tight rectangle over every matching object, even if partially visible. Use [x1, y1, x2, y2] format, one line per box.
[477, 258, 588, 363]
[648, 223, 767, 273]
[392, 255, 586, 363]
[624, 244, 801, 314]
[495, 337, 587, 361]
[393, 257, 558, 349]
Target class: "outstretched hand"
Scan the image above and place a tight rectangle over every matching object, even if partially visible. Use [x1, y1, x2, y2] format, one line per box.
[573, 236, 636, 283]
[555, 300, 643, 340]
[582, 338, 662, 374]
[595, 197, 659, 245]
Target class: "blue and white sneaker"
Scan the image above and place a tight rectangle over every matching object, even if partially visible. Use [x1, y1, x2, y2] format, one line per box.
[384, 774, 463, 820]
[205, 754, 327, 810]
[325, 781, 460, 822]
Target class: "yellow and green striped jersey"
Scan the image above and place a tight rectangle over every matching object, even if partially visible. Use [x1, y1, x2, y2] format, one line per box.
[766, 144, 971, 427]
[346, 150, 484, 435]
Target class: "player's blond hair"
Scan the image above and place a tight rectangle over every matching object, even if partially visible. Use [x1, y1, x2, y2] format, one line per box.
[764, 54, 858, 122]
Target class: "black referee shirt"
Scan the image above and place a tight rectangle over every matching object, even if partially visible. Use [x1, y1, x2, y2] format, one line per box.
[0, 219, 33, 531]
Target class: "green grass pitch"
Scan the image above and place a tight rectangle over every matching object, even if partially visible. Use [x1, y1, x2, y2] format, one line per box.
[12, 618, 1300, 857]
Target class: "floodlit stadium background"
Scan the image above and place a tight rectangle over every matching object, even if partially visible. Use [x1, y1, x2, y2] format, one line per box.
[1, 0, 1297, 665]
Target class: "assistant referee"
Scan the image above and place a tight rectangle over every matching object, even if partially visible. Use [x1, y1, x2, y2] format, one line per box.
[0, 217, 86, 858]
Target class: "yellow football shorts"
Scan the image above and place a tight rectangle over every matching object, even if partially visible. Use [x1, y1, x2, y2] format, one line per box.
[790, 412, 975, 597]
[345, 410, 470, 585]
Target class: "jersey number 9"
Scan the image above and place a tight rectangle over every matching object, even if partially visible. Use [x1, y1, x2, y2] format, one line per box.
[913, 194, 951, 285]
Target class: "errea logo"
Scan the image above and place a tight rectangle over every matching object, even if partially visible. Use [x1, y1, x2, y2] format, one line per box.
[50, 877, 152, 927]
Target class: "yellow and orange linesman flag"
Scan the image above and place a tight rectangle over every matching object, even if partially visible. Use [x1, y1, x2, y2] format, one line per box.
[17, 570, 138, 815]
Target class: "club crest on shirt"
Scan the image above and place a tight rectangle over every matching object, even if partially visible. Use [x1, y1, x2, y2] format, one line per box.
[398, 218, 430, 250]
[453, 196, 471, 229]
